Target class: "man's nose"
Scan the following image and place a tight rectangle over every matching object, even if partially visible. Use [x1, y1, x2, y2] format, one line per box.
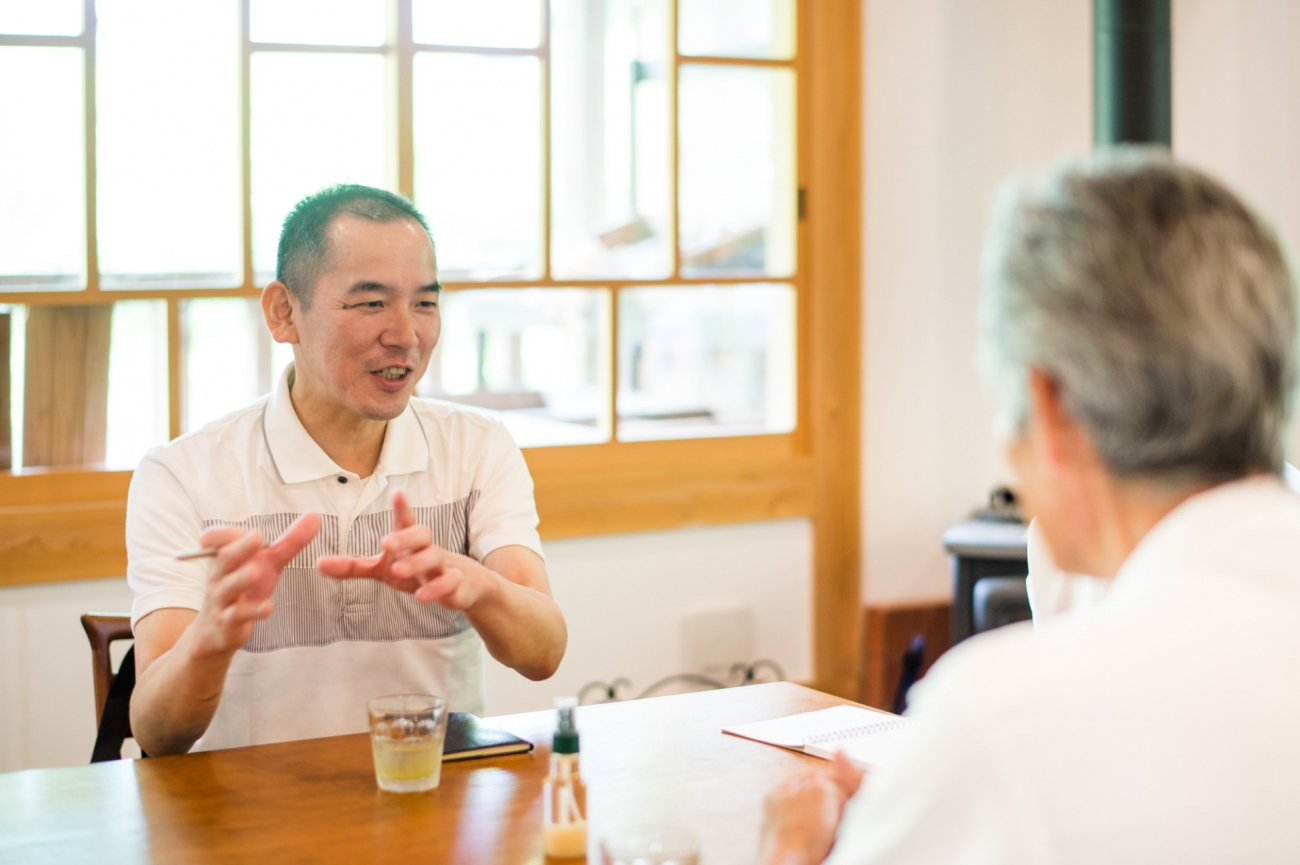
[381, 306, 419, 349]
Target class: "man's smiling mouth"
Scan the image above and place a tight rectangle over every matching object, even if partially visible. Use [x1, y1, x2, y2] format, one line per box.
[375, 367, 411, 381]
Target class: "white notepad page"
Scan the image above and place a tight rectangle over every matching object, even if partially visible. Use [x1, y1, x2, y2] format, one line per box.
[723, 705, 916, 769]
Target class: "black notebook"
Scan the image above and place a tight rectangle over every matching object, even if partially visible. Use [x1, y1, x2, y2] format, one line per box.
[443, 712, 534, 762]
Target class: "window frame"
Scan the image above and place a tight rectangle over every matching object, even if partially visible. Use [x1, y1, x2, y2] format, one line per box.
[0, 0, 861, 697]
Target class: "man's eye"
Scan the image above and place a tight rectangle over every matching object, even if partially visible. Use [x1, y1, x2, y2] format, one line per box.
[418, 300, 438, 309]
[365, 301, 384, 309]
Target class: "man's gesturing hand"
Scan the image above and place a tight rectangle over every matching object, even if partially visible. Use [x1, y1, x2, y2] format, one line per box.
[194, 512, 321, 657]
[316, 491, 489, 610]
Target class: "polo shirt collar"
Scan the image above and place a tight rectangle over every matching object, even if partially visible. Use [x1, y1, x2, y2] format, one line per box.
[263, 364, 430, 484]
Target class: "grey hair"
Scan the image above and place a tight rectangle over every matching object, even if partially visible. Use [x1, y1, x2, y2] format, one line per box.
[980, 148, 1299, 483]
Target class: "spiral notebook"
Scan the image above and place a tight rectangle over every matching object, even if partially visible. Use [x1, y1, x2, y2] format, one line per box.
[722, 705, 915, 769]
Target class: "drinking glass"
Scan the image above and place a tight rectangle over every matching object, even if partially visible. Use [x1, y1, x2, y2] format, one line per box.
[600, 825, 700, 865]
[366, 694, 449, 793]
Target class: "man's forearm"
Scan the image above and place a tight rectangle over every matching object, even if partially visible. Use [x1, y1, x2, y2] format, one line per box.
[461, 559, 567, 680]
[130, 627, 236, 756]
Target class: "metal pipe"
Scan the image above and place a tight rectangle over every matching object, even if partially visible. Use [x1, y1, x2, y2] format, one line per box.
[1094, 0, 1171, 146]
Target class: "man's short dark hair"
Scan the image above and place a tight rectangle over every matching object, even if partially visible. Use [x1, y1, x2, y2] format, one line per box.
[276, 184, 435, 306]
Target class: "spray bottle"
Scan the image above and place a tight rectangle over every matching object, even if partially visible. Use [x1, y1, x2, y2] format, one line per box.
[543, 696, 587, 858]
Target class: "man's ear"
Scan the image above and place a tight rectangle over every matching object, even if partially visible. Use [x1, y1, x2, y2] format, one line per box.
[262, 281, 300, 345]
[1026, 367, 1087, 470]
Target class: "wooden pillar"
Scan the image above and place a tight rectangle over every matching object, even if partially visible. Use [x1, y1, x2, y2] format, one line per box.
[0, 311, 10, 472]
[22, 306, 113, 468]
[807, 0, 863, 698]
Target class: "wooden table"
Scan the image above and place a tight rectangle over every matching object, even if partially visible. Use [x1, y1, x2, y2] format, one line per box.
[0, 682, 864, 863]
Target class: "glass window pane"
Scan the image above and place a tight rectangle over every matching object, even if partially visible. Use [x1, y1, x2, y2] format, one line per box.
[618, 285, 795, 441]
[7, 302, 168, 470]
[181, 298, 292, 433]
[414, 53, 542, 281]
[551, 0, 671, 279]
[0, 1, 82, 36]
[250, 52, 388, 285]
[420, 289, 609, 447]
[678, 65, 796, 279]
[250, 0, 385, 47]
[678, 0, 795, 60]
[98, 0, 242, 289]
[0, 48, 84, 290]
[105, 300, 170, 468]
[414, 0, 541, 49]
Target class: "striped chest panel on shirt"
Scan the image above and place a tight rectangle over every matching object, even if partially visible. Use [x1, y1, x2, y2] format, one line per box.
[205, 492, 481, 652]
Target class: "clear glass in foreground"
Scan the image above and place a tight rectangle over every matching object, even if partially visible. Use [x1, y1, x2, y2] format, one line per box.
[600, 825, 700, 865]
[367, 694, 449, 793]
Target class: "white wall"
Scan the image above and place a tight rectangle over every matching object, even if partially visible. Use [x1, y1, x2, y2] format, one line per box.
[860, 0, 1300, 605]
[861, 0, 1092, 603]
[0, 519, 811, 773]
[1173, 0, 1300, 465]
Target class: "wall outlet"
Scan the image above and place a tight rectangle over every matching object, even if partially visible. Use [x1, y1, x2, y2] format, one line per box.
[682, 606, 755, 679]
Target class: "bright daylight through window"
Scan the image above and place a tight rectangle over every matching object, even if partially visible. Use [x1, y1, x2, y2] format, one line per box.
[0, 0, 800, 472]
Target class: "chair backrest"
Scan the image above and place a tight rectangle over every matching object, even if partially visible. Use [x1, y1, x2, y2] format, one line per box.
[80, 613, 133, 726]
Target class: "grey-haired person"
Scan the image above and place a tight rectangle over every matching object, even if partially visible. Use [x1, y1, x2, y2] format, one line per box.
[761, 150, 1300, 864]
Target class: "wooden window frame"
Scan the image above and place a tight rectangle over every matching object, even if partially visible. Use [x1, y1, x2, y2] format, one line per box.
[0, 0, 860, 697]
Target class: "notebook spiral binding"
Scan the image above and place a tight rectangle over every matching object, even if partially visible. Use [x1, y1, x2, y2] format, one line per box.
[803, 717, 911, 747]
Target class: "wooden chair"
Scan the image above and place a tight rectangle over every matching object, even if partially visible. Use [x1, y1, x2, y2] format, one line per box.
[79, 613, 135, 764]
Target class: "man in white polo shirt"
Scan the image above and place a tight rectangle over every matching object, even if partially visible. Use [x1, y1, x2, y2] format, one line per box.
[126, 184, 567, 756]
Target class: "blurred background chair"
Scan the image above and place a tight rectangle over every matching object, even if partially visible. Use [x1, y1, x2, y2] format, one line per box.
[79, 612, 140, 762]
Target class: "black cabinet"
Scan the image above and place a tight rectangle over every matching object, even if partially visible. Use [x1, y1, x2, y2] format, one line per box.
[943, 520, 1029, 645]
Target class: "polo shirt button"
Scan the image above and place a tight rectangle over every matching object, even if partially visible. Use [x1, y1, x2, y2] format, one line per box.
[338, 476, 348, 484]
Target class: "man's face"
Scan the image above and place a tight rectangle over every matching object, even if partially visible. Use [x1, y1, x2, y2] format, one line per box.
[290, 215, 441, 422]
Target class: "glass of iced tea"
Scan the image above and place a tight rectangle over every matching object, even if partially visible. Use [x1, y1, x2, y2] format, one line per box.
[366, 694, 449, 793]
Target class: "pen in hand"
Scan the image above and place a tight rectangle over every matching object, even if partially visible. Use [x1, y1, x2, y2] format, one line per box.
[173, 547, 220, 561]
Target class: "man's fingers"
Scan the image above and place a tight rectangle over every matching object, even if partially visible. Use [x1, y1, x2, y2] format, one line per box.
[381, 524, 433, 559]
[829, 750, 866, 798]
[210, 565, 255, 608]
[316, 554, 385, 580]
[200, 525, 246, 550]
[212, 532, 264, 578]
[390, 543, 447, 582]
[414, 569, 462, 605]
[391, 490, 416, 531]
[220, 596, 274, 628]
[261, 512, 322, 571]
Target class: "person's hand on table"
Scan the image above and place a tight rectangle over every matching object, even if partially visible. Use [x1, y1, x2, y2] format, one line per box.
[759, 751, 866, 865]
[316, 491, 488, 610]
[193, 512, 322, 656]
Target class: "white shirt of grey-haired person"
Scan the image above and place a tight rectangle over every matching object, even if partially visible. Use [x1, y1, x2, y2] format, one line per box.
[823, 474, 1300, 864]
[1025, 462, 1300, 623]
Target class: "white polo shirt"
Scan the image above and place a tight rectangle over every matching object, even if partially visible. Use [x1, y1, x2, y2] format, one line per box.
[826, 476, 1300, 864]
[126, 365, 544, 752]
